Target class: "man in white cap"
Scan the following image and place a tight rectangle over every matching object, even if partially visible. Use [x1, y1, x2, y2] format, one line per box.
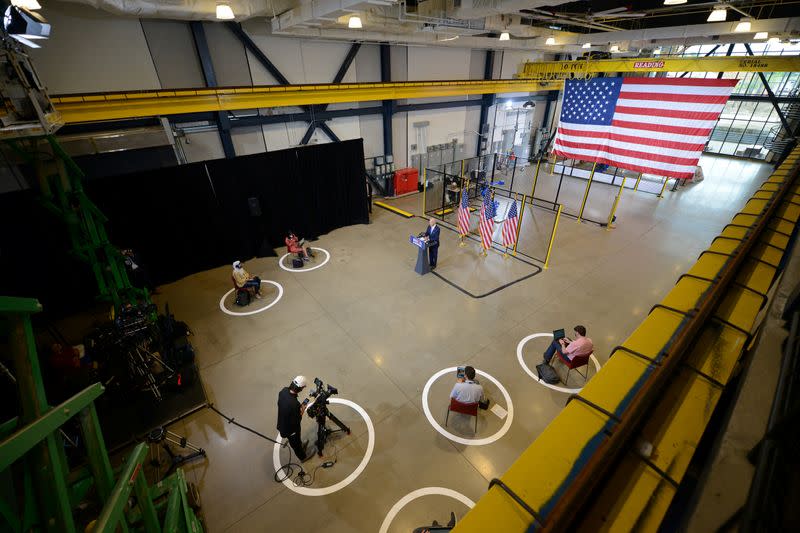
[277, 375, 312, 461]
[232, 260, 262, 299]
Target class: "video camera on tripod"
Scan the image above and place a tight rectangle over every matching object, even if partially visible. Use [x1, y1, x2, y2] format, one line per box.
[303, 378, 349, 457]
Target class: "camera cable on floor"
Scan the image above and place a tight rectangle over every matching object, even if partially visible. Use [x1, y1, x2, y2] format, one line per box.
[207, 404, 337, 487]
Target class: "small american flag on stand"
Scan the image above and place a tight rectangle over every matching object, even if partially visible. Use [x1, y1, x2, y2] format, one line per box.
[552, 77, 737, 180]
[479, 193, 495, 250]
[502, 201, 519, 248]
[457, 189, 471, 236]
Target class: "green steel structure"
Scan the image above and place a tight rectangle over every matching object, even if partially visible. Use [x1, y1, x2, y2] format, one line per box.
[8, 136, 149, 313]
[0, 296, 203, 532]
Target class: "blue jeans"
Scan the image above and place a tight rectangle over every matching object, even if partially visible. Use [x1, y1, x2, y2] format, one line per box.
[543, 340, 565, 364]
[244, 277, 261, 293]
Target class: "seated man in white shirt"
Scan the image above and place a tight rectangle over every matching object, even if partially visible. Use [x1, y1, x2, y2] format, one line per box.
[450, 366, 484, 404]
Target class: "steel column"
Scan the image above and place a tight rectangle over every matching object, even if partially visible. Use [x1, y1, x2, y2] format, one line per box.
[380, 44, 393, 158]
[190, 21, 235, 159]
[477, 50, 495, 157]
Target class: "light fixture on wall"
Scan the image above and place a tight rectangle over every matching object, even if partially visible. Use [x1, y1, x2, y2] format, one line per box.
[216, 3, 235, 20]
[754, 31, 769, 40]
[545, 35, 556, 45]
[11, 0, 41, 10]
[499, 32, 510, 41]
[735, 18, 752, 32]
[707, 6, 727, 22]
[609, 44, 619, 53]
[3, 5, 50, 47]
[663, 0, 687, 4]
[348, 15, 362, 28]
[582, 42, 591, 49]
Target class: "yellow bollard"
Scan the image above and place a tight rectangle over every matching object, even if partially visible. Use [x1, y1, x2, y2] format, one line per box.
[657, 176, 669, 198]
[513, 194, 527, 256]
[544, 204, 563, 269]
[577, 162, 597, 223]
[606, 176, 626, 231]
[530, 158, 542, 199]
[633, 172, 643, 192]
[549, 152, 557, 174]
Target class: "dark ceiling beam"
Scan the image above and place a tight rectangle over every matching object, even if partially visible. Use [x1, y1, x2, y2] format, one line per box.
[190, 21, 236, 159]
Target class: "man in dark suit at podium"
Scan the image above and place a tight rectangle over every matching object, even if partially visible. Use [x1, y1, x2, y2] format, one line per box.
[423, 217, 441, 269]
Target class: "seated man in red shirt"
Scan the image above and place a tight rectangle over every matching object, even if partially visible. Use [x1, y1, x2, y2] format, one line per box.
[285, 231, 313, 262]
[544, 325, 593, 364]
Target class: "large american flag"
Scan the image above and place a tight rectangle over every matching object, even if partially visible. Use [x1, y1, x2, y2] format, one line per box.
[552, 77, 738, 180]
[479, 193, 495, 250]
[502, 201, 519, 248]
[457, 189, 471, 236]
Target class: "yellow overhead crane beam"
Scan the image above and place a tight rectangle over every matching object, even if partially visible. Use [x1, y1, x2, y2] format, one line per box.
[517, 54, 800, 78]
[51, 79, 562, 124]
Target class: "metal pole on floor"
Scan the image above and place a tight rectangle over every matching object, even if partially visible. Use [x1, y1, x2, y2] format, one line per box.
[577, 162, 597, 223]
[530, 157, 542, 198]
[544, 204, 563, 269]
[513, 194, 526, 256]
[606, 176, 627, 231]
[633, 172, 643, 192]
[421, 168, 427, 216]
[554, 160, 567, 210]
[658, 176, 669, 198]
[550, 152, 557, 174]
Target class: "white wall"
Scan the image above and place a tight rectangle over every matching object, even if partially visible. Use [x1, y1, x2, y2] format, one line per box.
[32, 1, 541, 166]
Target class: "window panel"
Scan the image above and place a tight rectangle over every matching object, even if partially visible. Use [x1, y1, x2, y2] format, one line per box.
[720, 141, 738, 155]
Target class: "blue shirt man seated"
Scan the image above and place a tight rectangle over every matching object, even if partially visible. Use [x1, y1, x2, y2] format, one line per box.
[450, 366, 484, 404]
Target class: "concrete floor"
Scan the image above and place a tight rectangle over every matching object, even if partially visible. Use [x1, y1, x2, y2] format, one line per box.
[150, 154, 773, 532]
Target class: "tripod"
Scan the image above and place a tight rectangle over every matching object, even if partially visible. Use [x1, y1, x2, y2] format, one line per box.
[314, 403, 350, 457]
[147, 427, 206, 480]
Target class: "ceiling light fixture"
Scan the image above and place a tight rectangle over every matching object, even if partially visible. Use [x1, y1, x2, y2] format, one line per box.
[735, 18, 752, 32]
[348, 15, 363, 28]
[11, 0, 41, 10]
[663, 0, 687, 4]
[754, 31, 768, 40]
[707, 6, 727, 22]
[215, 3, 234, 20]
[610, 44, 619, 53]
[499, 32, 510, 41]
[582, 42, 591, 49]
[546, 35, 556, 45]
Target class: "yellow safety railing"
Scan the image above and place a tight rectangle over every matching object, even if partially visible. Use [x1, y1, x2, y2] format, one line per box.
[454, 147, 800, 532]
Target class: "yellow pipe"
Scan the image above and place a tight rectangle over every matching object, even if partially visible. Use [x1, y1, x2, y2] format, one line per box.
[606, 176, 627, 231]
[549, 153, 557, 174]
[530, 158, 541, 198]
[658, 176, 670, 198]
[577, 162, 597, 223]
[633, 172, 643, 192]
[513, 194, 526, 256]
[544, 204, 563, 269]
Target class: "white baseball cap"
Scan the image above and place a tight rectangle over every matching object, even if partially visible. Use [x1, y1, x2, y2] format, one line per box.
[292, 375, 308, 388]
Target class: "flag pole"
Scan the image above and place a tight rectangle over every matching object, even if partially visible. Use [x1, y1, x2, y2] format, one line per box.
[513, 193, 525, 256]
[577, 161, 597, 223]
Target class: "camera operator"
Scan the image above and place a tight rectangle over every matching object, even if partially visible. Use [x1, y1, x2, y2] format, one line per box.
[277, 376, 312, 462]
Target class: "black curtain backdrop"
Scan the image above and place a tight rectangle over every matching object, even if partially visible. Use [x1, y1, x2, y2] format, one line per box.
[0, 139, 368, 315]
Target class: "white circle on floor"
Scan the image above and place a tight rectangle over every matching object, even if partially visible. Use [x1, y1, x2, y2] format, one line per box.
[272, 398, 374, 496]
[218, 280, 283, 316]
[422, 367, 514, 446]
[278, 247, 331, 272]
[378, 487, 475, 533]
[516, 333, 601, 393]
